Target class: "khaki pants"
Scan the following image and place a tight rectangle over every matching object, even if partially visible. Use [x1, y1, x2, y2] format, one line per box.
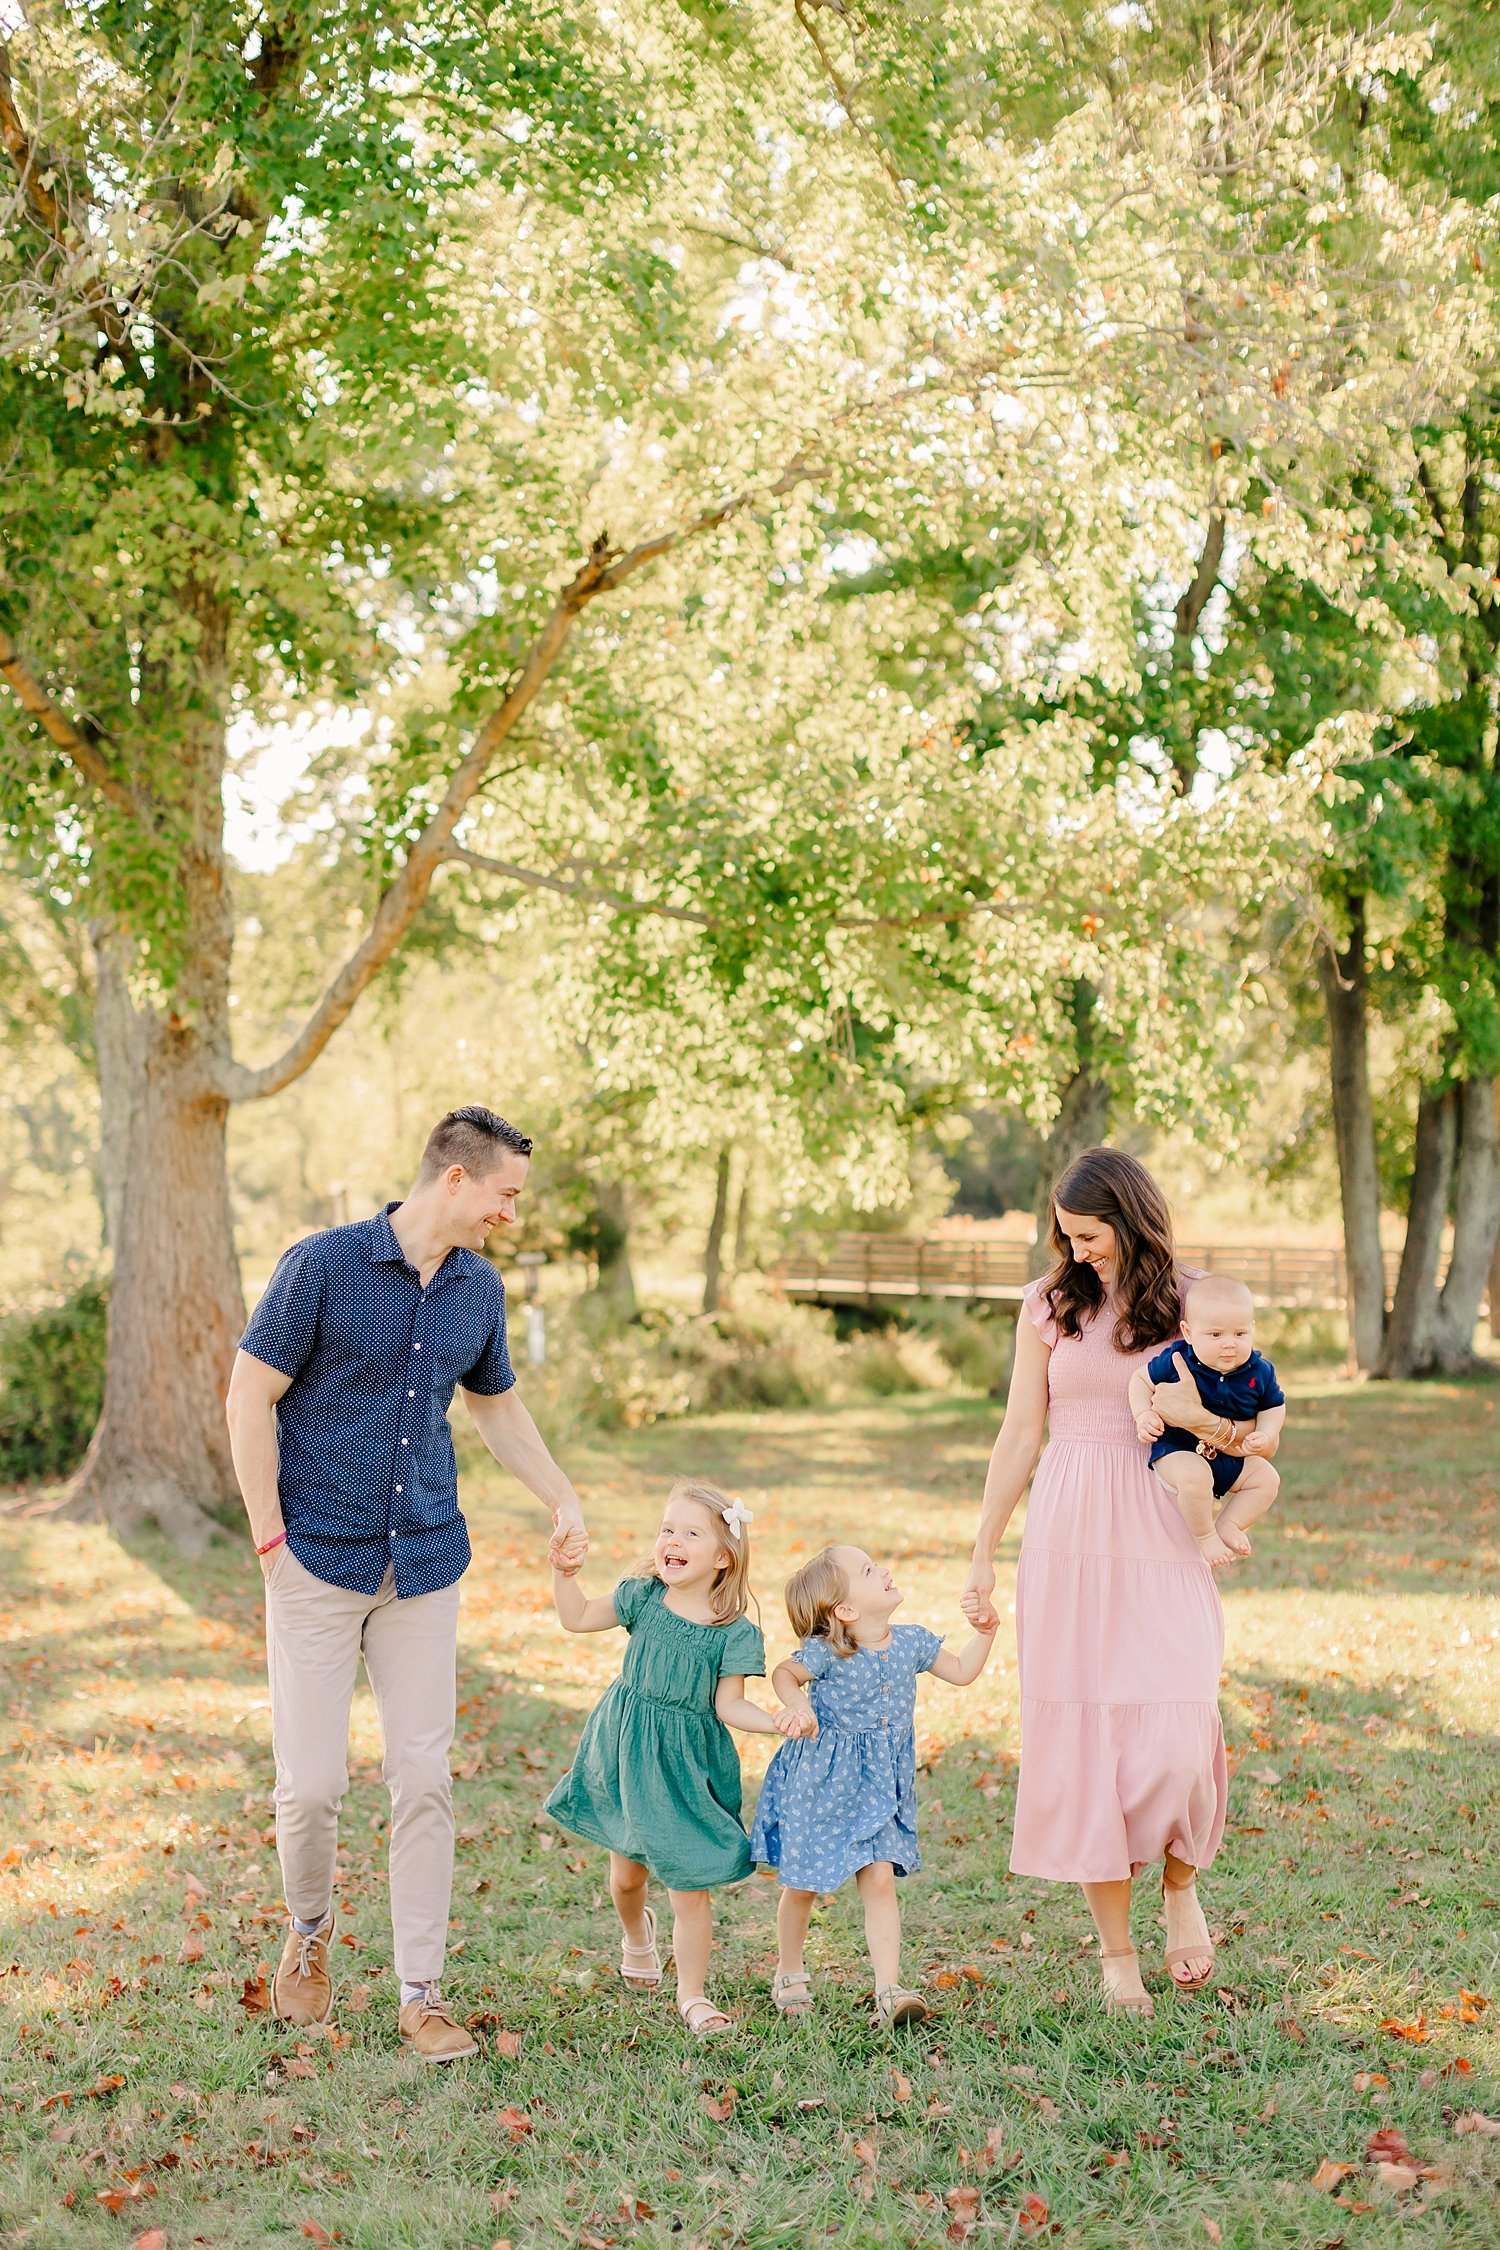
[264, 1543, 462, 1987]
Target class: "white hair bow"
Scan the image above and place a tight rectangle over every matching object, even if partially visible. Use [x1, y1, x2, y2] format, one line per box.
[722, 1496, 754, 1543]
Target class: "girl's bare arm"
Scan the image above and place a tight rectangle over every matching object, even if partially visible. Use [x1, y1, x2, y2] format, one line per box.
[928, 1621, 1000, 1686]
[551, 1567, 621, 1633]
[714, 1675, 783, 1735]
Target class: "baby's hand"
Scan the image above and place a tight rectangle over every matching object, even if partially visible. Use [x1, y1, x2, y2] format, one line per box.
[1135, 1409, 1164, 1441]
[774, 1706, 817, 1740]
[1239, 1428, 1271, 1456]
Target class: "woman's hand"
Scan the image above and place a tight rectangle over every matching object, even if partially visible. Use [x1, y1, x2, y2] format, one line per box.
[1149, 1351, 1218, 1436]
[960, 1560, 998, 1632]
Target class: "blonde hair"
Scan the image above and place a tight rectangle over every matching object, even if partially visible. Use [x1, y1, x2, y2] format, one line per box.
[631, 1477, 753, 1624]
[784, 1544, 859, 1657]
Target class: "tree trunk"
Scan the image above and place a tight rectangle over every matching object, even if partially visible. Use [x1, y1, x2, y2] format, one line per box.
[72, 591, 244, 1548]
[1375, 1085, 1457, 1379]
[1429, 1074, 1500, 1373]
[69, 1013, 246, 1550]
[1031, 981, 1110, 1275]
[1316, 900, 1386, 1371]
[702, 1145, 732, 1316]
[91, 922, 144, 1257]
[732, 1156, 753, 1279]
[592, 1176, 638, 1318]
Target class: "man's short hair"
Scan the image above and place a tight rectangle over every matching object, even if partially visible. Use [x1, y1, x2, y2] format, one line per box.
[417, 1105, 533, 1182]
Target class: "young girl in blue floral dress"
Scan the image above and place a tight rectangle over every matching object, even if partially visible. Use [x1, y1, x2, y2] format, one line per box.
[754, 1543, 998, 2026]
[545, 1478, 807, 2037]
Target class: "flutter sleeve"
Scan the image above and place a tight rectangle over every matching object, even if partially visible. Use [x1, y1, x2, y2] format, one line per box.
[718, 1614, 765, 1679]
[908, 1624, 945, 1674]
[612, 1575, 657, 1631]
[796, 1637, 833, 1680]
[1019, 1275, 1059, 1349]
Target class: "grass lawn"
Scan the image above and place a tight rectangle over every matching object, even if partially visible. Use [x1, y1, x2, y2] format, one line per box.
[3, 1378, 1500, 2249]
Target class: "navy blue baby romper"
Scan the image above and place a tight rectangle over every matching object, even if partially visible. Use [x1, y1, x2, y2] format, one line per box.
[1146, 1341, 1285, 1497]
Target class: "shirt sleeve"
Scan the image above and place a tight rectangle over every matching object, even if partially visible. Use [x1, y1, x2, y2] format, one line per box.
[1019, 1276, 1059, 1349]
[797, 1636, 833, 1680]
[239, 1238, 325, 1382]
[613, 1575, 656, 1630]
[718, 1615, 765, 1679]
[916, 1626, 946, 1673]
[461, 1276, 515, 1396]
[1146, 1344, 1184, 1386]
[1253, 1355, 1286, 1410]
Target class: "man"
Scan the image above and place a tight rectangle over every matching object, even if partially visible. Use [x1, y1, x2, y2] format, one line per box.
[226, 1104, 588, 2062]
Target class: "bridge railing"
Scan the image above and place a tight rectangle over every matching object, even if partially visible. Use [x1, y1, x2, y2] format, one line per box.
[772, 1236, 1424, 1311]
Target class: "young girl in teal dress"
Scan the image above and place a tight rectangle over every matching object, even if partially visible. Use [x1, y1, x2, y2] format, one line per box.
[545, 1478, 808, 2037]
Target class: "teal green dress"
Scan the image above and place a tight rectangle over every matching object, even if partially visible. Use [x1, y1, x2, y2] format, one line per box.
[544, 1576, 765, 1891]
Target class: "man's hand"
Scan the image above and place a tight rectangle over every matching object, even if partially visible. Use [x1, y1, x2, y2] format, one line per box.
[549, 1502, 589, 1575]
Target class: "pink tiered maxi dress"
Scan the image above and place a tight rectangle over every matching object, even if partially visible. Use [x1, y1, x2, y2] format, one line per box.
[1009, 1276, 1228, 1882]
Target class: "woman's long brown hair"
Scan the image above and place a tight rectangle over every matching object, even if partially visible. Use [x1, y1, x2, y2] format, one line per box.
[1040, 1147, 1183, 1353]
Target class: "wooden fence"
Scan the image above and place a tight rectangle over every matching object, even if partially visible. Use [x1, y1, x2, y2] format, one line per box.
[773, 1235, 1420, 1312]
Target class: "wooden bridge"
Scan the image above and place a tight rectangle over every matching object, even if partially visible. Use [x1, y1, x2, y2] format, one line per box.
[773, 1235, 1396, 1312]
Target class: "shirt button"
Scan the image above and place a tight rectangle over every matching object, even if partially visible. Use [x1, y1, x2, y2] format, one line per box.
[413, 1343, 421, 1352]
[401, 1438, 409, 1446]
[408, 1391, 415, 1399]
[395, 1485, 403, 1495]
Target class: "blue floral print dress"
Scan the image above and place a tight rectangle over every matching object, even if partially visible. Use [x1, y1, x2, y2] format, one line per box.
[751, 1623, 943, 1889]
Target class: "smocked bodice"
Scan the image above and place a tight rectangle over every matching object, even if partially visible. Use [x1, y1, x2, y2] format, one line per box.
[1022, 1275, 1187, 1446]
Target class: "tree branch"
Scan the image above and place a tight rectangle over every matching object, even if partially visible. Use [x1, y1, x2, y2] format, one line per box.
[1172, 509, 1226, 660]
[0, 623, 147, 823]
[792, 0, 906, 198]
[217, 469, 821, 1103]
[443, 843, 712, 924]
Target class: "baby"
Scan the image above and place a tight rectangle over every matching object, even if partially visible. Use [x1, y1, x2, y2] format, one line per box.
[1128, 1275, 1285, 1568]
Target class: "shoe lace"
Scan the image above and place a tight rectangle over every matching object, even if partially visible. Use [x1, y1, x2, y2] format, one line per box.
[293, 1926, 324, 1980]
[412, 1982, 454, 2023]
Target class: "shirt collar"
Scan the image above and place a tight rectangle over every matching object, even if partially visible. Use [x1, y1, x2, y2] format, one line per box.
[369, 1203, 408, 1264]
[368, 1201, 462, 1289]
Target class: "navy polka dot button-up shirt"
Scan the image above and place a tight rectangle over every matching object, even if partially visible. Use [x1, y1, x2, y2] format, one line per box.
[239, 1203, 515, 1598]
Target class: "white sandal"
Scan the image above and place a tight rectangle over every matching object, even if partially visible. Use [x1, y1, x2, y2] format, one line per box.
[678, 1996, 735, 2038]
[619, 1904, 663, 1990]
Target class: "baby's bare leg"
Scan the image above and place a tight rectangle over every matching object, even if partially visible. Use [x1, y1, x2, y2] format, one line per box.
[1216, 1457, 1279, 1546]
[1153, 1452, 1242, 1568]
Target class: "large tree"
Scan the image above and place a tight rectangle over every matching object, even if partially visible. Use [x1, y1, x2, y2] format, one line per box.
[0, 0, 1477, 1546]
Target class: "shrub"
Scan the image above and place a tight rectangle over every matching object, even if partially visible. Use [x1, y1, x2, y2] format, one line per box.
[0, 1277, 108, 1486]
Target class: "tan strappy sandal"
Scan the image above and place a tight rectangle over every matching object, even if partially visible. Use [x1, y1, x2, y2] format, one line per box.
[1161, 1874, 1215, 1993]
[619, 1904, 663, 1990]
[873, 1983, 931, 2028]
[1098, 1947, 1155, 2017]
[772, 1970, 814, 2017]
[679, 1995, 735, 2038]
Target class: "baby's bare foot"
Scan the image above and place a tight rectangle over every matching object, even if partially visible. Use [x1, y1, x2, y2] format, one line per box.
[1195, 1528, 1242, 1569]
[1214, 1515, 1253, 1556]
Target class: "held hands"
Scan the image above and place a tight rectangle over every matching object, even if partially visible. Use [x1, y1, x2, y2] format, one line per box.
[774, 1705, 818, 1740]
[960, 1562, 999, 1634]
[549, 1502, 589, 1577]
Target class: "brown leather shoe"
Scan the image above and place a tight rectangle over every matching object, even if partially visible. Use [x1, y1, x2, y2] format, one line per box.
[398, 1985, 478, 2063]
[272, 1911, 334, 2027]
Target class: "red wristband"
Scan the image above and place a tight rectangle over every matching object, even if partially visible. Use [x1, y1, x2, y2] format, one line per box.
[256, 1531, 287, 1557]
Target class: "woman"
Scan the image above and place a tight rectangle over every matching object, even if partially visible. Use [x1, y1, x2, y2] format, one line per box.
[961, 1148, 1242, 2016]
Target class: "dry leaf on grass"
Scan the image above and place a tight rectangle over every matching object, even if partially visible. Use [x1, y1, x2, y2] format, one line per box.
[495, 2030, 522, 2059]
[698, 2087, 736, 2123]
[495, 2106, 533, 2141]
[1453, 2111, 1500, 2137]
[96, 2184, 156, 2214]
[1200, 2221, 1222, 2245]
[300, 2225, 333, 2246]
[239, 1969, 270, 2016]
[1378, 2013, 1429, 2044]
[177, 1931, 204, 1965]
[132, 2233, 168, 2250]
[1017, 2191, 1051, 2236]
[1364, 2127, 1412, 2165]
[1311, 2160, 1358, 2192]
